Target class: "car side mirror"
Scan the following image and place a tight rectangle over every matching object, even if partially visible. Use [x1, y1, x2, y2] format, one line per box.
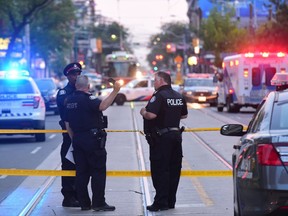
[220, 124, 245, 136]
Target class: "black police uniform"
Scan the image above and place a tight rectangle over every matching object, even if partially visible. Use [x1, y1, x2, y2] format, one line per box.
[144, 85, 188, 209]
[64, 91, 108, 209]
[57, 82, 78, 205]
[56, 63, 81, 206]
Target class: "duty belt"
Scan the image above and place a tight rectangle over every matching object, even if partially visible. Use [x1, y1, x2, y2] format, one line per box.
[156, 127, 180, 136]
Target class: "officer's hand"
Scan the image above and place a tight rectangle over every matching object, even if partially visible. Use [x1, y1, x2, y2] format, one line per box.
[113, 81, 121, 92]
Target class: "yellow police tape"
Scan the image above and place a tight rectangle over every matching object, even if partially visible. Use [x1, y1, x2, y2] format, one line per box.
[0, 128, 223, 134]
[0, 128, 240, 178]
[0, 169, 232, 177]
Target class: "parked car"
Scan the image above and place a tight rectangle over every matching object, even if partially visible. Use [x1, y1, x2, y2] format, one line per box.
[0, 70, 46, 142]
[98, 76, 181, 106]
[180, 73, 217, 106]
[35, 78, 59, 115]
[98, 77, 154, 105]
[220, 73, 288, 216]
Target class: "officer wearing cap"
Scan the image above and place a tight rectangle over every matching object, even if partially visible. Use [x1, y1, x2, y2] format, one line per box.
[56, 62, 82, 207]
[64, 75, 121, 211]
[140, 71, 188, 212]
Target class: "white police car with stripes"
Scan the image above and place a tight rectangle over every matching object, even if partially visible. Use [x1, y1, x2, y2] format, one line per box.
[0, 70, 46, 142]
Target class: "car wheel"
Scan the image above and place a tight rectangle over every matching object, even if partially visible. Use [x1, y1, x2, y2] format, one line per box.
[227, 97, 234, 113]
[227, 97, 240, 113]
[217, 106, 223, 112]
[35, 133, 46, 142]
[115, 94, 126, 106]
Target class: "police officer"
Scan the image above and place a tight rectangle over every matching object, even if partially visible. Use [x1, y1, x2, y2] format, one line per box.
[64, 75, 121, 211]
[56, 62, 82, 207]
[140, 71, 188, 212]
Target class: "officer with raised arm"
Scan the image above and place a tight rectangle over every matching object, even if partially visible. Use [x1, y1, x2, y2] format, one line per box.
[64, 75, 121, 211]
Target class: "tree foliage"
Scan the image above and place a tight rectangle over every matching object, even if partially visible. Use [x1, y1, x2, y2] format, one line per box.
[253, 0, 288, 52]
[0, 0, 53, 63]
[30, 0, 76, 76]
[200, 8, 248, 66]
[147, 22, 188, 69]
[92, 22, 130, 55]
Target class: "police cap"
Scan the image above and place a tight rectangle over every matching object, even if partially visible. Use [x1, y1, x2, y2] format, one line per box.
[63, 62, 82, 76]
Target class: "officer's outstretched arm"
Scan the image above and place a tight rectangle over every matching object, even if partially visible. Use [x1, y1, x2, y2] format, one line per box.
[99, 81, 121, 111]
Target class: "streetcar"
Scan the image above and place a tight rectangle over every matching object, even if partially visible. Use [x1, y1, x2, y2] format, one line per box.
[101, 51, 143, 88]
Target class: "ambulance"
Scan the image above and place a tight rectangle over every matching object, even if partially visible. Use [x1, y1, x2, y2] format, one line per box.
[216, 52, 288, 112]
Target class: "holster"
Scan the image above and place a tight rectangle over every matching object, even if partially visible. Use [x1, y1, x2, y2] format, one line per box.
[90, 129, 107, 149]
[145, 132, 157, 147]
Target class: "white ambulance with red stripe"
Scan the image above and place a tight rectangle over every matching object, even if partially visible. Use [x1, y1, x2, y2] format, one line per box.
[216, 52, 288, 112]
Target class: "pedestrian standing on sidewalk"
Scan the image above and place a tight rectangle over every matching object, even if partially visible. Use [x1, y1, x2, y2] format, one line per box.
[56, 63, 82, 207]
[64, 75, 121, 211]
[140, 71, 188, 211]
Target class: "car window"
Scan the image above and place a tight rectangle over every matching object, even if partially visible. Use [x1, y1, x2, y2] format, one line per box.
[265, 67, 276, 86]
[248, 102, 270, 133]
[271, 100, 288, 130]
[134, 80, 148, 88]
[0, 79, 34, 94]
[185, 78, 215, 87]
[252, 68, 261, 86]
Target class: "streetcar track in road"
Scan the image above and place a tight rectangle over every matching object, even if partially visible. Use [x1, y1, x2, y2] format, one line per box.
[180, 107, 236, 208]
[130, 102, 151, 216]
[188, 131, 232, 170]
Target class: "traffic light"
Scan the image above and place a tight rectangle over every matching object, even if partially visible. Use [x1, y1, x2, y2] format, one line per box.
[152, 60, 157, 66]
[166, 43, 176, 53]
[155, 54, 163, 61]
[96, 38, 102, 53]
[166, 43, 172, 53]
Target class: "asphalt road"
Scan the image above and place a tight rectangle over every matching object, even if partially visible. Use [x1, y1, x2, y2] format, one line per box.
[0, 103, 255, 215]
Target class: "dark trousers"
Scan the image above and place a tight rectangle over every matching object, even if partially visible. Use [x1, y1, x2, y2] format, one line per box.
[60, 133, 77, 200]
[73, 132, 107, 208]
[149, 131, 183, 207]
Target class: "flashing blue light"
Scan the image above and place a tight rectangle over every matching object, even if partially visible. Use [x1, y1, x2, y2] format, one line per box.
[4, 70, 30, 78]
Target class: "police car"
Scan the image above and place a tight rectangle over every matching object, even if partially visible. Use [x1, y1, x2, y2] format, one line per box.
[180, 73, 218, 106]
[0, 70, 46, 142]
[97, 77, 155, 105]
[98, 77, 181, 106]
[220, 73, 288, 216]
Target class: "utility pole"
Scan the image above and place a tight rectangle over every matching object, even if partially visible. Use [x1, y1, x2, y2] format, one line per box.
[24, 24, 30, 73]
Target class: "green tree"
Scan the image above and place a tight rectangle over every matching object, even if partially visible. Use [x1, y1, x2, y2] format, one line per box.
[92, 22, 130, 55]
[200, 8, 248, 67]
[147, 21, 189, 70]
[0, 0, 53, 64]
[253, 0, 288, 51]
[30, 0, 76, 77]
